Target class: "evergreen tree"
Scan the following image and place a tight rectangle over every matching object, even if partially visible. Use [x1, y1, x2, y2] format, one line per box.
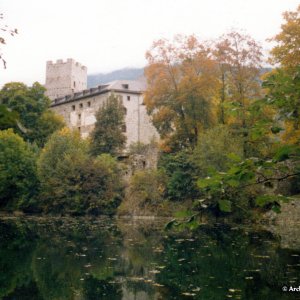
[90, 94, 126, 156]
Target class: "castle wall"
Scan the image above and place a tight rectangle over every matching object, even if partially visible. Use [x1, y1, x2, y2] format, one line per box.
[46, 58, 159, 148]
[45, 58, 87, 100]
[51, 91, 159, 147]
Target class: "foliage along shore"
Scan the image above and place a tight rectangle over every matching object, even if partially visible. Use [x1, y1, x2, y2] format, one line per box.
[0, 6, 299, 225]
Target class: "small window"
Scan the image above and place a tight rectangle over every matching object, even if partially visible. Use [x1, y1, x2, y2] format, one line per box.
[122, 84, 129, 89]
[78, 113, 81, 120]
[87, 101, 91, 107]
[127, 96, 130, 101]
[79, 103, 83, 108]
[78, 127, 81, 131]
[121, 125, 126, 132]
[123, 107, 127, 114]
[72, 105, 76, 111]
[74, 81, 76, 88]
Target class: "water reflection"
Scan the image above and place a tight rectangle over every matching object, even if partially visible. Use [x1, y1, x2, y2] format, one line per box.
[0, 217, 299, 299]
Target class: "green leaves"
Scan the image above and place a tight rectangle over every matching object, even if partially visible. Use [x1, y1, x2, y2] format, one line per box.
[255, 195, 276, 207]
[218, 200, 232, 212]
[255, 194, 290, 207]
[0, 129, 38, 209]
[255, 194, 291, 213]
[273, 145, 300, 162]
[0, 82, 64, 146]
[90, 94, 126, 156]
[271, 126, 283, 134]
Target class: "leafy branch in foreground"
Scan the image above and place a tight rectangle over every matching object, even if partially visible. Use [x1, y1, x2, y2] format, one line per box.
[197, 144, 299, 214]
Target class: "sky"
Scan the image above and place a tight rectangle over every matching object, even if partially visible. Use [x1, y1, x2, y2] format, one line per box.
[0, 0, 299, 86]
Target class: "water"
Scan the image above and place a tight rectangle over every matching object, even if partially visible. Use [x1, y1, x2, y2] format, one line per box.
[0, 216, 299, 300]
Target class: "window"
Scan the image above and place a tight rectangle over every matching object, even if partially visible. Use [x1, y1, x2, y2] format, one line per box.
[72, 105, 75, 111]
[78, 113, 81, 120]
[127, 96, 130, 101]
[78, 127, 81, 131]
[87, 101, 91, 107]
[123, 107, 127, 114]
[74, 81, 76, 88]
[122, 84, 129, 89]
[121, 125, 126, 132]
[79, 103, 83, 108]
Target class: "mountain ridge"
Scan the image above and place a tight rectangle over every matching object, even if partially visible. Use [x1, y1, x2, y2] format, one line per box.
[87, 67, 144, 88]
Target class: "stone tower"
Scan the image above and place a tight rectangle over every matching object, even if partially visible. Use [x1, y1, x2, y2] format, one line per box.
[45, 58, 87, 100]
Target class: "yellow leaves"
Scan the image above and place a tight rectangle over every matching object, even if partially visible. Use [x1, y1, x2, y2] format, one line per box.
[269, 5, 300, 68]
[282, 121, 300, 145]
[58, 127, 71, 136]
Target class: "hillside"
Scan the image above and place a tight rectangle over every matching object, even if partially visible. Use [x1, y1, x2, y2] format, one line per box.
[87, 67, 144, 88]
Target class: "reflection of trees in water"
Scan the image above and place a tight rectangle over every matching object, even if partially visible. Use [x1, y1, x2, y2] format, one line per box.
[156, 225, 300, 300]
[83, 276, 122, 300]
[0, 220, 38, 299]
[0, 218, 299, 300]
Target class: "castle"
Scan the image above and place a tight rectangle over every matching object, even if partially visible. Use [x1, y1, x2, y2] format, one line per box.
[46, 59, 159, 148]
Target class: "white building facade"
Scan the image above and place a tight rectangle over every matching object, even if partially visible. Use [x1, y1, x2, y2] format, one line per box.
[47, 59, 159, 147]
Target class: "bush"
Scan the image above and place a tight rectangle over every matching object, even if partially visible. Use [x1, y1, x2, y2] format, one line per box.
[119, 169, 167, 215]
[37, 128, 123, 215]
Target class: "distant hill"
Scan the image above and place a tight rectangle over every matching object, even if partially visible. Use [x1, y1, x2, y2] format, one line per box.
[87, 66, 272, 88]
[87, 67, 144, 88]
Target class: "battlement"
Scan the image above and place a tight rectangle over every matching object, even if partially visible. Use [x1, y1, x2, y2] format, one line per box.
[46, 58, 87, 70]
[45, 58, 88, 100]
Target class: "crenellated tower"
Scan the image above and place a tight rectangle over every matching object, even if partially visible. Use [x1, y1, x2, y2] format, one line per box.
[45, 58, 87, 101]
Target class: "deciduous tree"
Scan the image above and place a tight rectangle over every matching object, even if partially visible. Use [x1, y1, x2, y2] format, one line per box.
[0, 82, 64, 146]
[214, 31, 263, 156]
[269, 5, 300, 69]
[0, 129, 38, 209]
[144, 35, 219, 151]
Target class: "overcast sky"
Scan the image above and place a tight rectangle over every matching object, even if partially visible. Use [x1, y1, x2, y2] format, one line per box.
[1, 0, 299, 87]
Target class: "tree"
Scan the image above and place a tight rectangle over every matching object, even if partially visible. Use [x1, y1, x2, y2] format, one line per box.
[0, 104, 20, 130]
[264, 5, 300, 131]
[0, 129, 38, 209]
[144, 35, 219, 151]
[159, 150, 200, 201]
[263, 66, 300, 131]
[0, 82, 64, 146]
[193, 125, 243, 177]
[30, 110, 65, 147]
[90, 94, 126, 156]
[268, 5, 300, 69]
[213, 31, 263, 156]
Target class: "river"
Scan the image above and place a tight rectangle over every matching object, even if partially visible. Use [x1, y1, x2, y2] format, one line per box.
[0, 216, 299, 299]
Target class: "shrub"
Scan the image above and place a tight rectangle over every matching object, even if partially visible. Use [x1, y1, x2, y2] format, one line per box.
[119, 169, 167, 215]
[37, 128, 123, 214]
